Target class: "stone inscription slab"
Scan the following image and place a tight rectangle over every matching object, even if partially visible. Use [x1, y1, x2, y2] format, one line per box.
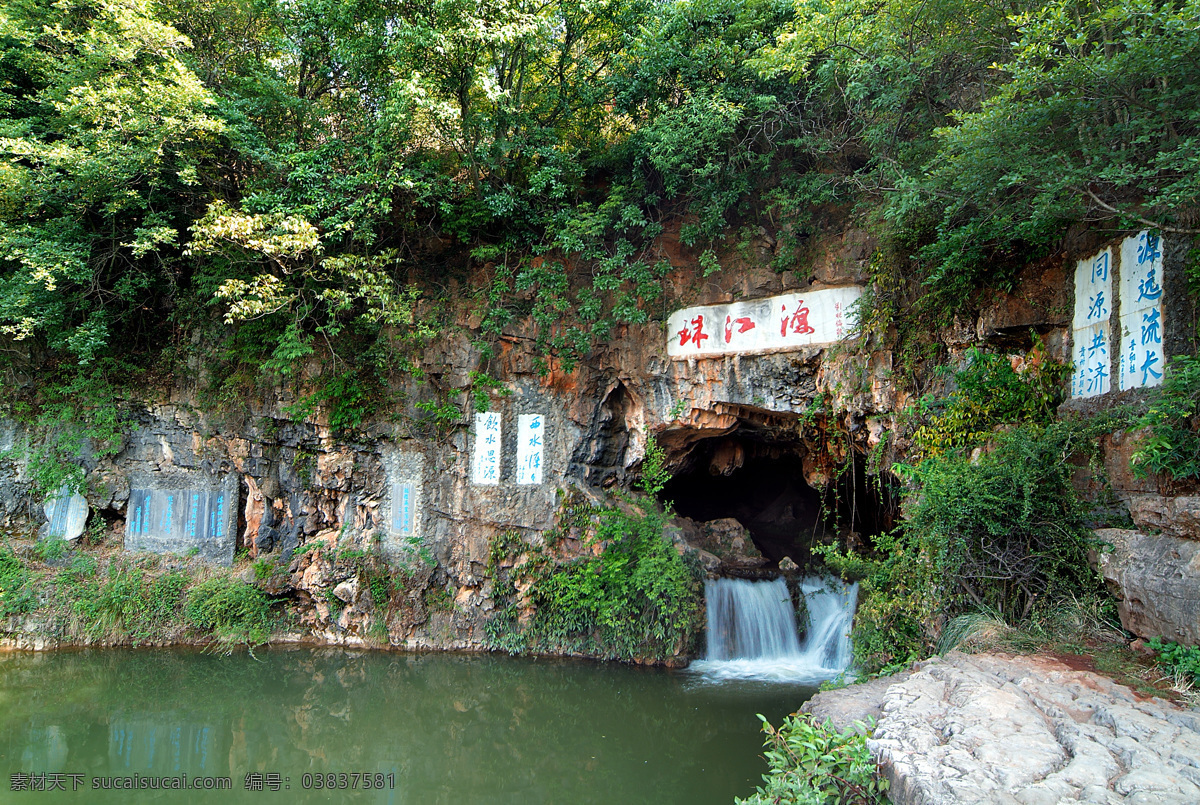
[124, 475, 238, 565]
[1118, 231, 1165, 391]
[666, 286, 862, 359]
[391, 482, 415, 535]
[43, 486, 88, 541]
[516, 413, 545, 485]
[383, 449, 425, 561]
[471, 412, 501, 485]
[1071, 247, 1113, 398]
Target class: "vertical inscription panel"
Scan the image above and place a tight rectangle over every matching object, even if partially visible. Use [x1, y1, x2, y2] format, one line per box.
[124, 475, 238, 565]
[471, 412, 502, 485]
[391, 482, 415, 535]
[383, 449, 425, 562]
[516, 414, 545, 485]
[1118, 230, 1165, 391]
[1071, 247, 1113, 398]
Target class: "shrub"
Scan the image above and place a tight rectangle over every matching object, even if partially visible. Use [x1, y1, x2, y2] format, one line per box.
[0, 546, 36, 619]
[1149, 638, 1200, 684]
[184, 577, 274, 645]
[1133, 355, 1200, 480]
[911, 345, 1067, 458]
[825, 423, 1106, 672]
[61, 562, 186, 644]
[737, 713, 888, 805]
[34, 538, 68, 563]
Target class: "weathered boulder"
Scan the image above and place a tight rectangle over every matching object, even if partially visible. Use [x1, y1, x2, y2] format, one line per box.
[1094, 528, 1200, 645]
[674, 517, 766, 570]
[1124, 496, 1200, 542]
[867, 652, 1200, 804]
[40, 489, 88, 542]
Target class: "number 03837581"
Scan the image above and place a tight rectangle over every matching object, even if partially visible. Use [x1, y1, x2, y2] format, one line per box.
[301, 772, 395, 790]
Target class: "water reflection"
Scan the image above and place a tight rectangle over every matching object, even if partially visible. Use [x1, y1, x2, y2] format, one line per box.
[0, 648, 815, 804]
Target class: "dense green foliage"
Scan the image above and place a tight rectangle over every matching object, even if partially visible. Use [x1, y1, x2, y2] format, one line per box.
[1, 0, 1196, 416]
[1133, 354, 1200, 479]
[826, 351, 1112, 672]
[0, 542, 277, 646]
[911, 345, 1067, 458]
[737, 713, 888, 805]
[0, 544, 35, 618]
[184, 575, 274, 644]
[1148, 637, 1200, 684]
[55, 558, 188, 643]
[486, 498, 703, 662]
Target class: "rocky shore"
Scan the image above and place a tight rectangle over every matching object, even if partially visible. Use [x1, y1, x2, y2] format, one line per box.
[803, 652, 1200, 804]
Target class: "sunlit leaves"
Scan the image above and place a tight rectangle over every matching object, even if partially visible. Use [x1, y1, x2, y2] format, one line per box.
[0, 0, 222, 361]
[187, 200, 321, 267]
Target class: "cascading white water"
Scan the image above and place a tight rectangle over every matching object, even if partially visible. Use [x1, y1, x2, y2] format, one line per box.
[688, 575, 859, 683]
[796, 576, 857, 673]
[703, 577, 802, 661]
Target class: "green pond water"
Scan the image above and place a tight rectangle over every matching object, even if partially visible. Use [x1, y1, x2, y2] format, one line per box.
[0, 647, 816, 804]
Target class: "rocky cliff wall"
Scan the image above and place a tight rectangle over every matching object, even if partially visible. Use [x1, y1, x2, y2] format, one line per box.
[3, 225, 1198, 652]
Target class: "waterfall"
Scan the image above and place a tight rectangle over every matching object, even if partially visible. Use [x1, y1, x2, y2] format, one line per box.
[688, 575, 859, 683]
[796, 576, 857, 673]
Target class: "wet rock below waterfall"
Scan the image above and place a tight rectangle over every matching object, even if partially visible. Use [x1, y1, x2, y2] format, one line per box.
[805, 652, 1200, 804]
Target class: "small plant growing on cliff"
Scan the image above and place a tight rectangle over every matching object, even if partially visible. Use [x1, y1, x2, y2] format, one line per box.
[667, 398, 689, 421]
[737, 713, 888, 805]
[467, 370, 511, 413]
[415, 399, 462, 434]
[1132, 355, 1200, 480]
[638, 435, 671, 497]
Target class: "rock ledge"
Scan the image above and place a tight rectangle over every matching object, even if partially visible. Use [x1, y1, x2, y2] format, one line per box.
[806, 652, 1200, 804]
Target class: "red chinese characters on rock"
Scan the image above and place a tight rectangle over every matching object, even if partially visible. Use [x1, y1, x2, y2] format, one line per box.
[677, 315, 709, 348]
[834, 301, 845, 339]
[723, 314, 756, 344]
[780, 300, 815, 338]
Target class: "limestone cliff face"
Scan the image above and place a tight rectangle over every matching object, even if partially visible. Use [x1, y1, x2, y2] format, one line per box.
[3, 224, 1199, 651]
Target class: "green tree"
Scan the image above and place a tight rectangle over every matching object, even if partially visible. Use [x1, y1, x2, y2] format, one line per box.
[0, 0, 223, 365]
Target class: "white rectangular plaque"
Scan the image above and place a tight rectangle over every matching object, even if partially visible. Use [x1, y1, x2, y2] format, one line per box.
[1071, 247, 1113, 398]
[666, 286, 862, 358]
[1117, 231, 1165, 391]
[472, 411, 502, 485]
[516, 414, 545, 485]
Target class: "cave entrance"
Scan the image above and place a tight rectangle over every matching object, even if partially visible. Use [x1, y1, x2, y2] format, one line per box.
[660, 433, 899, 568]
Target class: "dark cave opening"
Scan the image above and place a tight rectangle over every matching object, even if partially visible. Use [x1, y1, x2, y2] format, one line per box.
[660, 435, 900, 567]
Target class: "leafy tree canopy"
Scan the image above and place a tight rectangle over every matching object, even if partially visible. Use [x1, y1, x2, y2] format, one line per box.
[0, 0, 1196, 404]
